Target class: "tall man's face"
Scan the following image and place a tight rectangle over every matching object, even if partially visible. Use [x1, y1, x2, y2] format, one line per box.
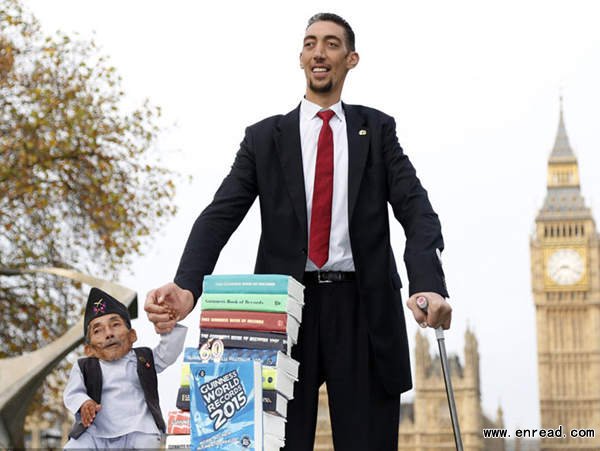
[300, 20, 359, 102]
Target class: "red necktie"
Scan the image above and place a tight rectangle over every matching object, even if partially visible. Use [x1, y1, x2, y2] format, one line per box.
[309, 110, 335, 268]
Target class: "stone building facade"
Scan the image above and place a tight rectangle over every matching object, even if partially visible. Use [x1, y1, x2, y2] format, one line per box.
[315, 329, 504, 450]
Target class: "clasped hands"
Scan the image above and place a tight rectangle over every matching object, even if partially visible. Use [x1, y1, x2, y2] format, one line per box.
[144, 282, 194, 334]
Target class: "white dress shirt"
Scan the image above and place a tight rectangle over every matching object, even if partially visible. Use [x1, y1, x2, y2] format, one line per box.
[300, 97, 355, 271]
[63, 324, 187, 438]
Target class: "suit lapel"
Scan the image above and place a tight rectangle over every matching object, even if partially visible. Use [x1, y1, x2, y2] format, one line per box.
[344, 103, 370, 221]
[274, 103, 369, 238]
[274, 106, 308, 241]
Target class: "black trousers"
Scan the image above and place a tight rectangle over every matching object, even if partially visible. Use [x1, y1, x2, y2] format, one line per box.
[283, 279, 401, 451]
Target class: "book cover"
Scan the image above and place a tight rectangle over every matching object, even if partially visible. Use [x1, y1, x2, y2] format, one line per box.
[200, 293, 303, 322]
[190, 360, 263, 450]
[186, 346, 278, 366]
[200, 310, 300, 343]
[262, 390, 287, 417]
[199, 328, 290, 354]
[203, 274, 304, 300]
[184, 347, 299, 380]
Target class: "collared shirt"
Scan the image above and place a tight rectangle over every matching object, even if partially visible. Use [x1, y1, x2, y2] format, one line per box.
[300, 97, 355, 271]
[64, 324, 187, 438]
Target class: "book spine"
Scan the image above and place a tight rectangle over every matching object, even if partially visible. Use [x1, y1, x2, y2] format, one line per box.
[200, 292, 290, 313]
[200, 310, 288, 333]
[262, 367, 278, 391]
[165, 434, 191, 449]
[262, 390, 279, 413]
[180, 364, 190, 386]
[197, 329, 288, 352]
[176, 386, 190, 411]
[203, 275, 289, 294]
[262, 367, 295, 399]
[167, 410, 191, 435]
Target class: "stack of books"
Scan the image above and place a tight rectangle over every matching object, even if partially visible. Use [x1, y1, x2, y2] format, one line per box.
[168, 274, 304, 451]
[164, 364, 193, 449]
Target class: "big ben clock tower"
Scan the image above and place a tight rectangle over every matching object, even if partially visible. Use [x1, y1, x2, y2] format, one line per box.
[530, 99, 600, 449]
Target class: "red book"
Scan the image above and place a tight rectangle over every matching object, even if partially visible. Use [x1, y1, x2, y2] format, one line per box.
[167, 410, 190, 435]
[200, 310, 299, 342]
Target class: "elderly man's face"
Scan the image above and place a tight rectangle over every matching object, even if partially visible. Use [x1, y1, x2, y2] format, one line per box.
[85, 314, 137, 361]
[300, 20, 358, 99]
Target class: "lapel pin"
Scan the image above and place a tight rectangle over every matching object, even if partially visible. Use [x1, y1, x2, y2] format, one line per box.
[359, 129, 367, 136]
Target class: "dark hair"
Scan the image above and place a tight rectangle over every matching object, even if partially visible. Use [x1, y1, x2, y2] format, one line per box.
[306, 13, 355, 52]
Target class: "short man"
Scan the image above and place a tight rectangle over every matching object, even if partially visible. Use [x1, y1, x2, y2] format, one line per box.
[145, 13, 452, 450]
[63, 287, 186, 449]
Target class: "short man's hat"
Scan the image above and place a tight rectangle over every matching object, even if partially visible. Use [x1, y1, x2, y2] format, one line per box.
[84, 287, 131, 336]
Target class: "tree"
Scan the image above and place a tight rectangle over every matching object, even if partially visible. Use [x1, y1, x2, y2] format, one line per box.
[0, 0, 177, 423]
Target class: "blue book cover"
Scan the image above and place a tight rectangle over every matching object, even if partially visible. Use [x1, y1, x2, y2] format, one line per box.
[185, 346, 279, 366]
[185, 347, 299, 380]
[203, 274, 304, 300]
[190, 360, 263, 450]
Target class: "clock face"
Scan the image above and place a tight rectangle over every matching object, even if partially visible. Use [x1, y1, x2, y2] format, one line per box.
[547, 249, 585, 285]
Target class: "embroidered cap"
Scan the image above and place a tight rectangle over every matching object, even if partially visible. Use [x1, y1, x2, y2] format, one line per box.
[84, 287, 131, 336]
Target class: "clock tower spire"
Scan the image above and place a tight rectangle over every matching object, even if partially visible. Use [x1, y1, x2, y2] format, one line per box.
[530, 99, 600, 449]
[541, 97, 588, 211]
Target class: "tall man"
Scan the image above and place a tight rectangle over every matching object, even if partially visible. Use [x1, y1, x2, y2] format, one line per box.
[145, 13, 452, 450]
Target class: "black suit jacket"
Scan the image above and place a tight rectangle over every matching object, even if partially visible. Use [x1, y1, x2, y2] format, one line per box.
[175, 103, 448, 395]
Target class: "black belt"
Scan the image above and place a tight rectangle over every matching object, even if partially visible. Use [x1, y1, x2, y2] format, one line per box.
[303, 271, 356, 284]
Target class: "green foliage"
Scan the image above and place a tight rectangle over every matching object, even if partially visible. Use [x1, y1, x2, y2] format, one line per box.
[0, 0, 177, 420]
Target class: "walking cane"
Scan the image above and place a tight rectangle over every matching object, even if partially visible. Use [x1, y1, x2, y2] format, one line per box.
[416, 296, 464, 451]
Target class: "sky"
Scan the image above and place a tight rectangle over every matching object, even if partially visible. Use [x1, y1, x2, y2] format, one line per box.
[23, 0, 600, 434]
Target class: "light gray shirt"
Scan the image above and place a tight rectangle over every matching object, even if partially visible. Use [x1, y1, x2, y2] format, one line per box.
[63, 324, 187, 438]
[300, 97, 355, 271]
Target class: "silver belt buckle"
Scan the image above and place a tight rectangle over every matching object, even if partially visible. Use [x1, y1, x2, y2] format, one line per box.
[317, 270, 333, 284]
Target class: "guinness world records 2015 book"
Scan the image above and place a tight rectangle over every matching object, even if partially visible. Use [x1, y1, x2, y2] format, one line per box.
[189, 360, 262, 450]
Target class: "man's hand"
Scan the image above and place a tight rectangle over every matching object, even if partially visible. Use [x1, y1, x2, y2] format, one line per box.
[406, 292, 452, 330]
[80, 400, 101, 427]
[144, 282, 194, 333]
